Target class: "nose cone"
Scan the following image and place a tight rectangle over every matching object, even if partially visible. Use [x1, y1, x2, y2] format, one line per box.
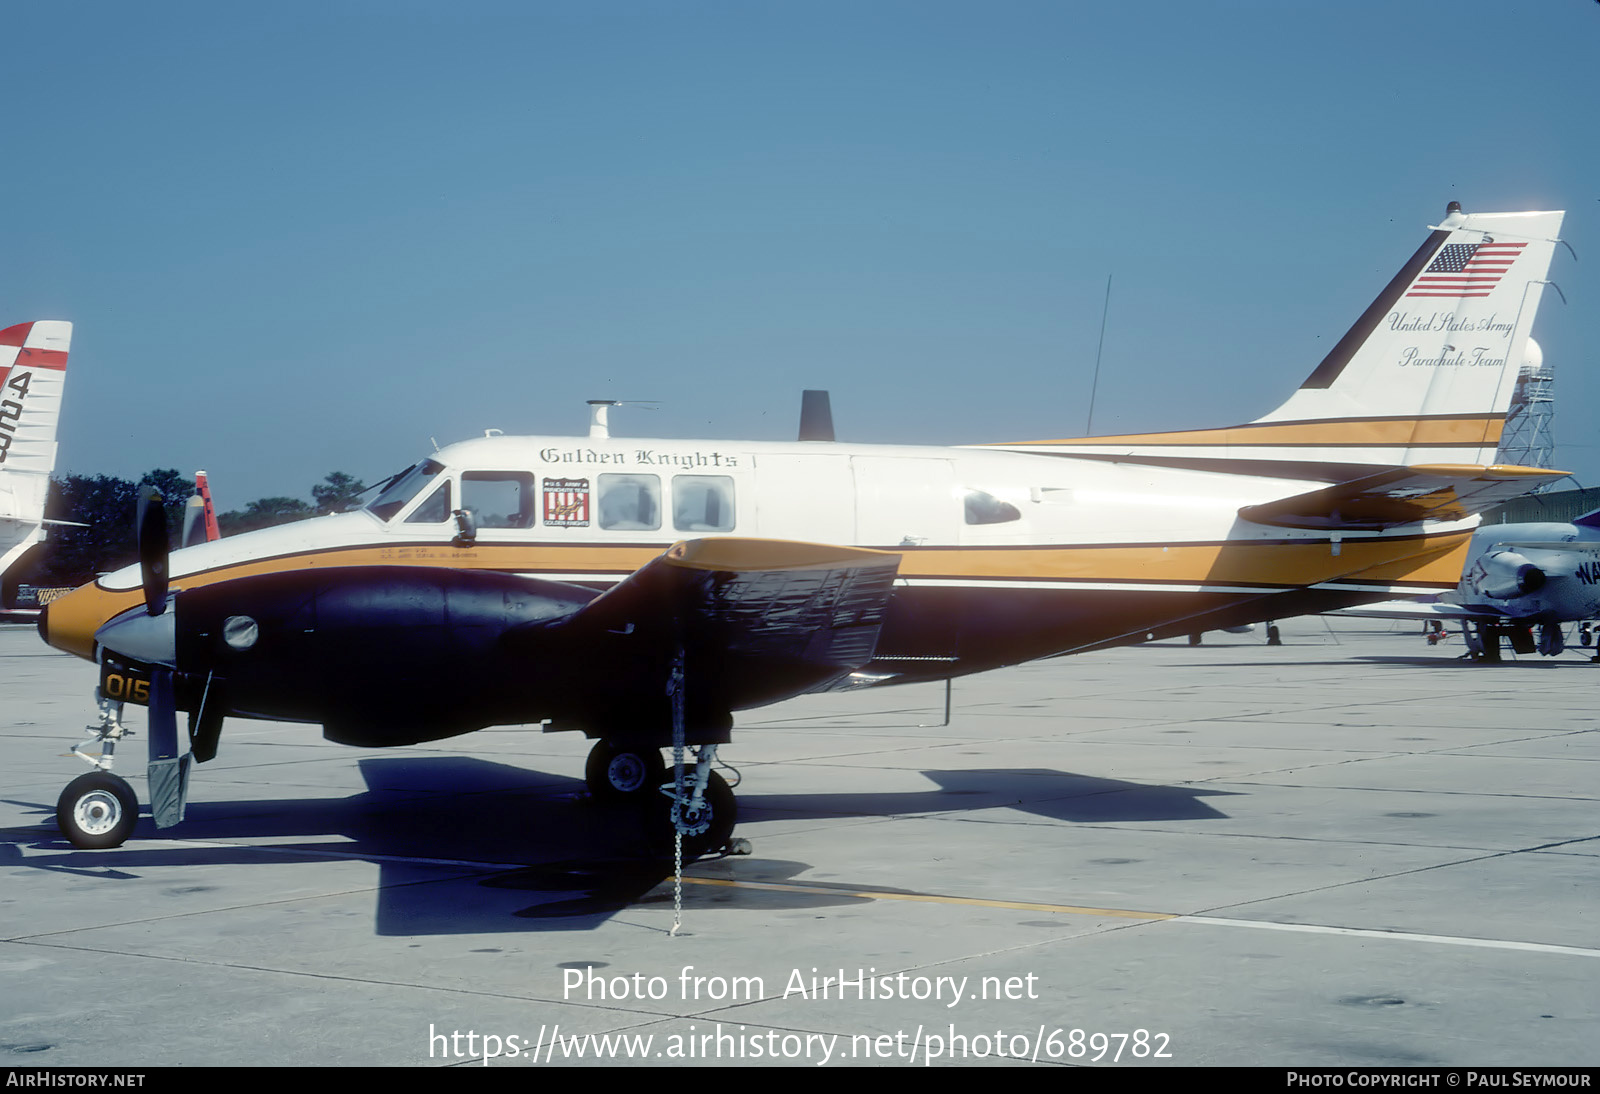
[38, 582, 148, 661]
[95, 604, 177, 667]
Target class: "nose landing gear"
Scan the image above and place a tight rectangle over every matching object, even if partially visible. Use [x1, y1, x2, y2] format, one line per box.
[57, 771, 137, 850]
[57, 695, 139, 849]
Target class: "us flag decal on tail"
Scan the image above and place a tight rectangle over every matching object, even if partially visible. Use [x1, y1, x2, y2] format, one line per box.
[1406, 240, 1526, 297]
[542, 478, 591, 527]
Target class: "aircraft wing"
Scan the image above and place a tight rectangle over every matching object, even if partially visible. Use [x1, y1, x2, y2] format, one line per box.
[525, 538, 903, 724]
[1239, 464, 1569, 530]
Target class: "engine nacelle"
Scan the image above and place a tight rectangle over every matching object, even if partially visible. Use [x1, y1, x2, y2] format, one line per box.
[1466, 550, 1546, 601]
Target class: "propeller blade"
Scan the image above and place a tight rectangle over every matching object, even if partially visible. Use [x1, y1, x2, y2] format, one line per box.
[799, 389, 834, 442]
[136, 485, 169, 615]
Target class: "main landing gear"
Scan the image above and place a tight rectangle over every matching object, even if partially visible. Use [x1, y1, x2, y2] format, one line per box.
[585, 740, 666, 800]
[56, 695, 139, 850]
[1464, 621, 1573, 662]
[583, 739, 745, 858]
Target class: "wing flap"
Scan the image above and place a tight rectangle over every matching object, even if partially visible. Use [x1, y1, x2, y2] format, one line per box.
[1240, 464, 1569, 530]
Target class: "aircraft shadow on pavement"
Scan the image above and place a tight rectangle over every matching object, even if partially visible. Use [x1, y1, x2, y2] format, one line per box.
[3, 756, 1234, 935]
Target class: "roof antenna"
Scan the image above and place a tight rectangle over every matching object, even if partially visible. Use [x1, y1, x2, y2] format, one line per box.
[1086, 273, 1112, 435]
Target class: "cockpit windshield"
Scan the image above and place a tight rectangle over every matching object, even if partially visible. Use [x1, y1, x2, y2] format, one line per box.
[365, 459, 446, 521]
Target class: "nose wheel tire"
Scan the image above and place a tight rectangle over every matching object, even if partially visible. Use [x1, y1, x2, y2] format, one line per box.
[585, 741, 666, 800]
[57, 772, 138, 850]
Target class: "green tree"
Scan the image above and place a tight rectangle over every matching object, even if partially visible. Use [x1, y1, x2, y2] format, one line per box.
[312, 471, 368, 515]
[27, 469, 200, 587]
[34, 473, 139, 587]
[138, 468, 191, 549]
[217, 497, 315, 536]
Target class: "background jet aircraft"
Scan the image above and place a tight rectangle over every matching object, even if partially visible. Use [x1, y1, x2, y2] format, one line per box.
[33, 205, 1570, 854]
[0, 321, 72, 616]
[1338, 509, 1600, 661]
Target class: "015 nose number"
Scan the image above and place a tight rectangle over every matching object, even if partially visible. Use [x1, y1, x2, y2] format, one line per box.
[100, 658, 153, 706]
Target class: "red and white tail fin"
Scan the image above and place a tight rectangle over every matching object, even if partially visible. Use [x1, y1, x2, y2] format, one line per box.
[182, 470, 222, 546]
[985, 205, 1565, 475]
[0, 321, 72, 576]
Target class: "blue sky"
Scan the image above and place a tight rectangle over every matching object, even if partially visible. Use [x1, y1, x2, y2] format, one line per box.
[7, 1, 1597, 508]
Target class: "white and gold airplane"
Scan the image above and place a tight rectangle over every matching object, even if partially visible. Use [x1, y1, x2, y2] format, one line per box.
[0, 321, 72, 615]
[37, 204, 1569, 853]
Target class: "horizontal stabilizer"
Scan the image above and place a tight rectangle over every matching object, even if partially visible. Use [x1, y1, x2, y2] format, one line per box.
[1240, 464, 1568, 530]
[1332, 600, 1473, 620]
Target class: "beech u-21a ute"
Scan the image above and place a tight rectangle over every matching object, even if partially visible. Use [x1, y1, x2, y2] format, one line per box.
[35, 204, 1569, 854]
[1, 322, 72, 607]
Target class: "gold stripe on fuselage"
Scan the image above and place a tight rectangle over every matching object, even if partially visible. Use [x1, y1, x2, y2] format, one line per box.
[45, 531, 1471, 662]
[991, 415, 1505, 449]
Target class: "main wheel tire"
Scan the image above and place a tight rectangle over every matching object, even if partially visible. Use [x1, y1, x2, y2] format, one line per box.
[585, 741, 666, 800]
[57, 772, 138, 849]
[668, 769, 737, 858]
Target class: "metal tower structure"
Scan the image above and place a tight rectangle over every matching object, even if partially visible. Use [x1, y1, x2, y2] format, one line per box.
[1497, 338, 1557, 489]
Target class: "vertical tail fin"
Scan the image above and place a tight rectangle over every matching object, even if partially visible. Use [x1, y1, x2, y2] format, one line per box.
[181, 470, 222, 546]
[1255, 205, 1564, 464]
[985, 206, 1565, 475]
[0, 321, 73, 575]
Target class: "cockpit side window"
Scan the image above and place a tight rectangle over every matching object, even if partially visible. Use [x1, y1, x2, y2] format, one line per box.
[367, 460, 445, 521]
[673, 475, 735, 532]
[462, 472, 536, 529]
[598, 474, 661, 530]
[405, 480, 452, 524]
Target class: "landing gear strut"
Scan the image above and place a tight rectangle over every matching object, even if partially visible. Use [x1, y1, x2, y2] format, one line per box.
[1465, 622, 1502, 662]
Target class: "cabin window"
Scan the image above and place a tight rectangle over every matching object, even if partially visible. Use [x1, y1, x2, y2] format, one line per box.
[598, 474, 661, 530]
[367, 459, 445, 521]
[963, 488, 1021, 525]
[405, 480, 452, 524]
[673, 475, 736, 532]
[462, 472, 536, 528]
